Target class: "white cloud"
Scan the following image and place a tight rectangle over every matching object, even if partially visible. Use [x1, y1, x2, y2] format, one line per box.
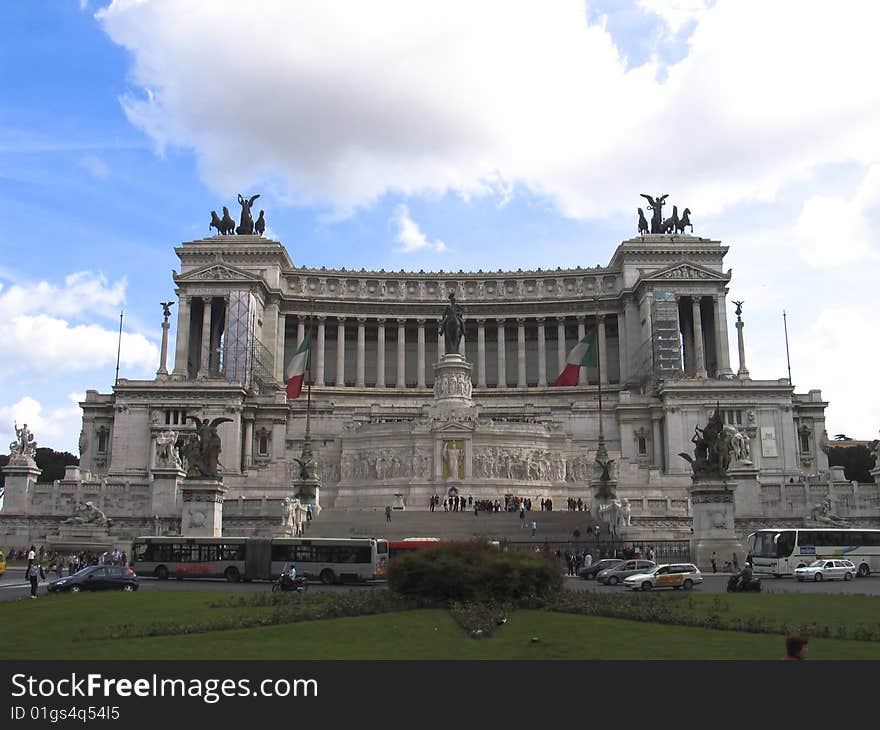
[392, 205, 447, 253]
[78, 153, 110, 179]
[794, 164, 880, 268]
[0, 394, 85, 455]
[0, 272, 158, 378]
[98, 1, 880, 221]
[637, 0, 710, 34]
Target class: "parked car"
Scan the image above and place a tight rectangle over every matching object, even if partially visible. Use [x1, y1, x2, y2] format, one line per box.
[579, 559, 624, 580]
[47, 565, 139, 593]
[795, 559, 856, 582]
[597, 559, 656, 585]
[624, 563, 703, 591]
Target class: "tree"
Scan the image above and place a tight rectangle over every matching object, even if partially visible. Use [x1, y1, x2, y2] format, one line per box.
[827, 444, 875, 483]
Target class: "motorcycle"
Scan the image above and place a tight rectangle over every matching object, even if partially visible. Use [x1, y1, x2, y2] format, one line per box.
[272, 573, 309, 593]
[726, 572, 762, 593]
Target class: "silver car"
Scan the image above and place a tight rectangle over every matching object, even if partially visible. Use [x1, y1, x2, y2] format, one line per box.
[795, 559, 856, 582]
[597, 559, 656, 585]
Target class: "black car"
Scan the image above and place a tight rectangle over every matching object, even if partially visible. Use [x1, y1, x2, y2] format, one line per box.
[579, 558, 624, 580]
[47, 565, 139, 593]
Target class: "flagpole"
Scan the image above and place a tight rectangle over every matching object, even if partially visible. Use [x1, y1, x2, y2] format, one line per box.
[783, 309, 793, 387]
[114, 311, 124, 387]
[306, 299, 314, 434]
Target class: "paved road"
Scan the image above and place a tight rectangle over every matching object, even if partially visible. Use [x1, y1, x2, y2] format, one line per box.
[566, 574, 880, 595]
[2, 570, 880, 603]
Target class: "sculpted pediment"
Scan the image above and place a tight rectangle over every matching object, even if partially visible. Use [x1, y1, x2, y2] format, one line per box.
[641, 262, 729, 283]
[175, 263, 262, 283]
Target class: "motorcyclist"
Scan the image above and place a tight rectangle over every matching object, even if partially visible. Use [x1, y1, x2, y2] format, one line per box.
[738, 561, 754, 590]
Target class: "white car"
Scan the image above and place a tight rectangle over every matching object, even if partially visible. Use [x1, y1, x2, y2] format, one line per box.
[623, 563, 703, 591]
[795, 559, 856, 582]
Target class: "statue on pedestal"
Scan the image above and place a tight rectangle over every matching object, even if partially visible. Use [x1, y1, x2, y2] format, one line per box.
[236, 193, 260, 235]
[155, 430, 181, 468]
[679, 406, 730, 481]
[181, 416, 233, 479]
[9, 422, 37, 459]
[439, 292, 464, 354]
[62, 500, 112, 527]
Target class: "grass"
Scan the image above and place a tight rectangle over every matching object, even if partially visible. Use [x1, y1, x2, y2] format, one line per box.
[3, 590, 880, 659]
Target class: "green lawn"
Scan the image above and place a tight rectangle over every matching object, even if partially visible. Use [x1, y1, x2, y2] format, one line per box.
[3, 591, 880, 659]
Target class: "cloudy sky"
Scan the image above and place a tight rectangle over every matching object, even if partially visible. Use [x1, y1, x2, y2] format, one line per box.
[1, 0, 878, 454]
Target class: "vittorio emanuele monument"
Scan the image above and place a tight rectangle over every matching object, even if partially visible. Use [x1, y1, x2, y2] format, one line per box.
[2, 193, 878, 551]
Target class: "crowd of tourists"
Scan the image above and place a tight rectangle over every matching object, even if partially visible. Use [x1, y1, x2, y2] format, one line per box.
[428, 494, 571, 514]
[6, 545, 129, 576]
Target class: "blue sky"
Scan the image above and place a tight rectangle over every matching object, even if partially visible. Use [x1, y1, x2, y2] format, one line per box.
[1, 0, 878, 453]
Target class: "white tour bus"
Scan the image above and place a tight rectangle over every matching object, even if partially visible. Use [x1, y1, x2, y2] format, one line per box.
[749, 528, 880, 578]
[130, 536, 388, 584]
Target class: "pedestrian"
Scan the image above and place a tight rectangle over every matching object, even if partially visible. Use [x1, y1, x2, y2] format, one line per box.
[306, 504, 312, 522]
[520, 506, 526, 527]
[782, 632, 809, 660]
[27, 560, 44, 599]
[385, 505, 392, 523]
[530, 519, 537, 537]
[711, 552, 717, 573]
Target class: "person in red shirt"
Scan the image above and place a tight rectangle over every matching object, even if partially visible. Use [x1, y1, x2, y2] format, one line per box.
[782, 632, 809, 660]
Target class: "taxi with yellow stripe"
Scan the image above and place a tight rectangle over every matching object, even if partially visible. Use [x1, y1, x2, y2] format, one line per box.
[624, 563, 702, 591]
[0, 549, 6, 579]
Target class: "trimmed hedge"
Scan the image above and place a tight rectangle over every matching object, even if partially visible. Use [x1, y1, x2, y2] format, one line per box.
[387, 541, 563, 603]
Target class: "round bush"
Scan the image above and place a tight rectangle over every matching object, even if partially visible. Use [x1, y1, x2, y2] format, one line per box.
[387, 541, 563, 602]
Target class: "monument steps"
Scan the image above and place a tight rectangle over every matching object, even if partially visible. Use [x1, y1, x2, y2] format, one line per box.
[305, 508, 600, 542]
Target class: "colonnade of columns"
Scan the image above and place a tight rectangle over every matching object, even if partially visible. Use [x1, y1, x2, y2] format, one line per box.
[287, 314, 623, 389]
[676, 293, 732, 378]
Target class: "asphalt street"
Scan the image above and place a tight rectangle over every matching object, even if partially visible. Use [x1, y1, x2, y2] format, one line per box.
[2, 568, 880, 603]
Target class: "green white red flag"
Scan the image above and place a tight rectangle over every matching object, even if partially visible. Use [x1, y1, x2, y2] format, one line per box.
[552, 329, 598, 386]
[285, 337, 310, 399]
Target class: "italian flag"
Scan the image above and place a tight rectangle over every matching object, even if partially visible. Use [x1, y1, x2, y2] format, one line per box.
[552, 329, 598, 386]
[285, 338, 310, 399]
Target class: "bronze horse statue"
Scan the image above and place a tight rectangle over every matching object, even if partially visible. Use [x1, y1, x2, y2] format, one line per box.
[675, 208, 693, 234]
[662, 205, 679, 234]
[209, 206, 235, 235]
[637, 208, 649, 235]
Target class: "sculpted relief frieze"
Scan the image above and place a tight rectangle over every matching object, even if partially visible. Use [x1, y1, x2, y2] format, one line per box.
[341, 447, 413, 481]
[472, 447, 564, 482]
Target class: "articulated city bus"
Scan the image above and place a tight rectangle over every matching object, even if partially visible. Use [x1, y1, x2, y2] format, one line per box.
[130, 536, 388, 584]
[749, 528, 880, 578]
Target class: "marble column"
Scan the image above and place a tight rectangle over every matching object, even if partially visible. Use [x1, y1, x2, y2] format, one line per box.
[692, 296, 707, 378]
[736, 312, 750, 379]
[536, 317, 547, 387]
[335, 318, 346, 387]
[438, 326, 446, 358]
[243, 418, 254, 471]
[315, 317, 326, 386]
[617, 312, 628, 385]
[376, 319, 386, 387]
[198, 297, 212, 378]
[157, 310, 171, 376]
[172, 294, 191, 378]
[598, 315, 608, 385]
[496, 319, 506, 387]
[274, 311, 286, 383]
[557, 318, 567, 376]
[576, 316, 587, 385]
[356, 317, 366, 387]
[517, 318, 527, 387]
[417, 319, 426, 388]
[714, 292, 733, 376]
[476, 319, 487, 387]
[652, 416, 663, 470]
[297, 319, 305, 348]
[397, 318, 406, 388]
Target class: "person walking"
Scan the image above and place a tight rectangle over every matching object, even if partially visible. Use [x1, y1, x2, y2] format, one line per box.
[520, 505, 526, 527]
[711, 552, 717, 573]
[27, 561, 44, 599]
[385, 505, 392, 523]
[530, 519, 537, 537]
